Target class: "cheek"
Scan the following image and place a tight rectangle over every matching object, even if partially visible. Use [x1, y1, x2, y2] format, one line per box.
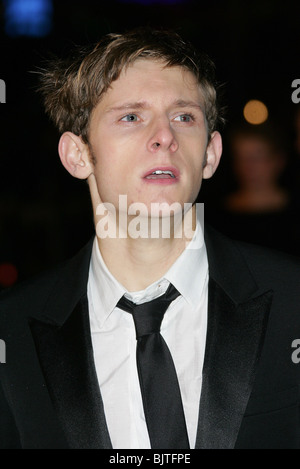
[180, 154, 205, 202]
[91, 147, 120, 198]
[182, 139, 206, 178]
[93, 140, 120, 176]
[190, 146, 207, 194]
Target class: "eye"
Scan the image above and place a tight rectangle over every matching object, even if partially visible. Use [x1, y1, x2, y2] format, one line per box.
[120, 114, 139, 122]
[174, 114, 195, 123]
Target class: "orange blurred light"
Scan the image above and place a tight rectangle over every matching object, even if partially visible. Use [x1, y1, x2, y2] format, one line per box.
[243, 99, 268, 125]
[0, 263, 18, 287]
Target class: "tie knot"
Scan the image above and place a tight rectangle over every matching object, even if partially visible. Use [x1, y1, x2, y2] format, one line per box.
[117, 284, 180, 339]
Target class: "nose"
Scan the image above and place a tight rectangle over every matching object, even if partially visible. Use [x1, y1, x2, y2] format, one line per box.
[147, 119, 179, 154]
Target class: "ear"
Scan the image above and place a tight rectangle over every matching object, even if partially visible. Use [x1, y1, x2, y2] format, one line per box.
[203, 131, 223, 179]
[58, 132, 93, 179]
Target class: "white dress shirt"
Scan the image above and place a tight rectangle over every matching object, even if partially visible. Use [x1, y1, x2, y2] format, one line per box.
[87, 220, 208, 449]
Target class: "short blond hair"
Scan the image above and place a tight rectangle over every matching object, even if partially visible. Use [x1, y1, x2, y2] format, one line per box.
[38, 27, 224, 143]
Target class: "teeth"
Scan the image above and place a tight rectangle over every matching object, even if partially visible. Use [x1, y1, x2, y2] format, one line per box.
[151, 170, 175, 178]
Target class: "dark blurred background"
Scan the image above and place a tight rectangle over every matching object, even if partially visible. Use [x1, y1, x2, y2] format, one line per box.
[0, 0, 300, 289]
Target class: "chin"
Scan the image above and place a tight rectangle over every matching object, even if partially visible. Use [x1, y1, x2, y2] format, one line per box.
[147, 200, 186, 219]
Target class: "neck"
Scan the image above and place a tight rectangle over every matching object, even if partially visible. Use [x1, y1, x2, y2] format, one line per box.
[96, 205, 197, 291]
[227, 184, 289, 213]
[241, 183, 280, 194]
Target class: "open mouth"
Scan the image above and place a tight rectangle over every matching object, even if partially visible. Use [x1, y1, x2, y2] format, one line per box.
[146, 170, 176, 179]
[143, 167, 180, 181]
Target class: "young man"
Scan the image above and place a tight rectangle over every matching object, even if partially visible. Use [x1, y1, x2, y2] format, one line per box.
[0, 28, 300, 450]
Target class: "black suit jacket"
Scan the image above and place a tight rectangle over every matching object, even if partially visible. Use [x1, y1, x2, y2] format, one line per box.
[0, 226, 300, 449]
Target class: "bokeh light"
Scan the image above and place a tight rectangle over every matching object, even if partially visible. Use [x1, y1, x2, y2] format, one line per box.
[243, 99, 269, 125]
[3, 0, 53, 37]
[0, 263, 18, 288]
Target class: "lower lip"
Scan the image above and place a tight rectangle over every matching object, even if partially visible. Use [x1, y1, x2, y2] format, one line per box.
[143, 176, 179, 185]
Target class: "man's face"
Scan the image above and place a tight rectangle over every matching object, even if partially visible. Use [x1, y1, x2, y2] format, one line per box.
[87, 59, 218, 214]
[232, 137, 285, 188]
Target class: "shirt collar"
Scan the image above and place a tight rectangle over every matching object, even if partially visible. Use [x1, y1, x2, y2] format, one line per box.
[88, 238, 126, 328]
[163, 218, 208, 306]
[88, 216, 208, 328]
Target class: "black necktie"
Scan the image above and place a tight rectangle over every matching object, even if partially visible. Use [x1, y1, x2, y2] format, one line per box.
[117, 283, 190, 449]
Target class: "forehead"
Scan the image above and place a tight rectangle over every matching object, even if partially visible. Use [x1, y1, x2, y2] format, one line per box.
[99, 59, 203, 107]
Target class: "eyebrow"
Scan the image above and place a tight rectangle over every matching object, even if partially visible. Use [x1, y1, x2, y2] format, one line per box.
[105, 99, 204, 114]
[105, 102, 149, 114]
[172, 99, 204, 112]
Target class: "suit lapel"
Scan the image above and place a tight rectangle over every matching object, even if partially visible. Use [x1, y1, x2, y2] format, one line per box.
[29, 239, 112, 449]
[195, 226, 273, 448]
[195, 279, 272, 448]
